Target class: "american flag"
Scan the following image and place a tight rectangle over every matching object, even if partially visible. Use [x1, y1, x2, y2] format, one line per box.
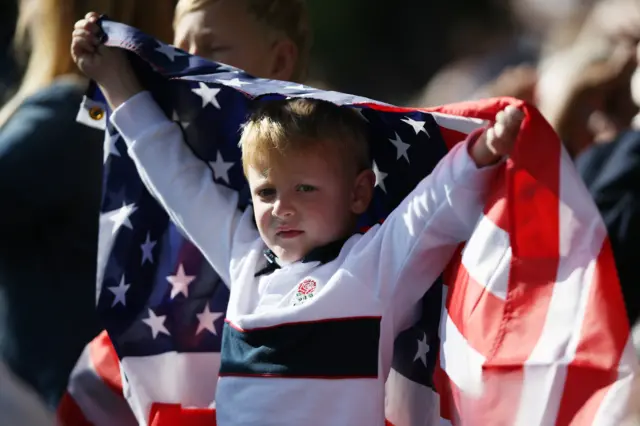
[62, 18, 637, 426]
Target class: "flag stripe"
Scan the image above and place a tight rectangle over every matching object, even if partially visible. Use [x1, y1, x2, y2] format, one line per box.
[120, 351, 222, 424]
[490, 105, 561, 362]
[461, 215, 511, 301]
[556, 237, 630, 425]
[444, 253, 506, 356]
[438, 309, 485, 398]
[590, 338, 637, 426]
[57, 392, 95, 426]
[66, 334, 137, 426]
[89, 331, 124, 396]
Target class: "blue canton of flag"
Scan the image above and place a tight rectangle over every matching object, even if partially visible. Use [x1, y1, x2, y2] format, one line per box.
[89, 18, 450, 424]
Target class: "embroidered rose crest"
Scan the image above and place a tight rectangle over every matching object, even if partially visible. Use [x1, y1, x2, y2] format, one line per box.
[297, 279, 316, 295]
[293, 279, 317, 306]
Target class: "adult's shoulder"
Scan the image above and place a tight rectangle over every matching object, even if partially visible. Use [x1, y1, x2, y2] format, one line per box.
[0, 78, 104, 213]
[0, 78, 103, 150]
[575, 130, 640, 191]
[20, 77, 87, 109]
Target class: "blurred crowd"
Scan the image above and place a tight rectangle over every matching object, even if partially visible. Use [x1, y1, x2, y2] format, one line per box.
[0, 0, 639, 424]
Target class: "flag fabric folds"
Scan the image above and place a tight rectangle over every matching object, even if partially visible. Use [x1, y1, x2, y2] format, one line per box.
[73, 18, 637, 426]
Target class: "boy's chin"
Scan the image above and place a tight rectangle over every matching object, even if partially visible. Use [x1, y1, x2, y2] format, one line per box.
[270, 246, 305, 264]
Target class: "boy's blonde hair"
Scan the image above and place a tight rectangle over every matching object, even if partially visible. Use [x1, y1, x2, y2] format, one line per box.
[173, 0, 311, 82]
[240, 98, 371, 175]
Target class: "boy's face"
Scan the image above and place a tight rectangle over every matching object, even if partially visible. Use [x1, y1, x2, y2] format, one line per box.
[247, 142, 365, 263]
[173, 0, 295, 81]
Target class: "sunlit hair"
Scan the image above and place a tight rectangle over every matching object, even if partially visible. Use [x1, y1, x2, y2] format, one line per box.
[173, 0, 311, 82]
[0, 0, 175, 127]
[239, 98, 371, 176]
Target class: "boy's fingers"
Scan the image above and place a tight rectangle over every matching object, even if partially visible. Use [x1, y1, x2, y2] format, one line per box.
[85, 21, 102, 36]
[74, 19, 88, 30]
[85, 11, 100, 21]
[72, 36, 96, 55]
[503, 105, 524, 120]
[71, 29, 100, 45]
[494, 121, 507, 140]
[499, 107, 524, 131]
[485, 127, 496, 147]
[73, 20, 101, 36]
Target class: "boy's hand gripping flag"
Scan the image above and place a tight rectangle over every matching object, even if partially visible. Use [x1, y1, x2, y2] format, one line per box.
[66, 18, 637, 426]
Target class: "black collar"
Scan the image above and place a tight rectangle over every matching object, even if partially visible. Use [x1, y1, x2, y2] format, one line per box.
[254, 238, 349, 277]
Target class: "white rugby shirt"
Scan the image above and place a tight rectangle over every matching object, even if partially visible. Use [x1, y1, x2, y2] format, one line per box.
[111, 91, 496, 426]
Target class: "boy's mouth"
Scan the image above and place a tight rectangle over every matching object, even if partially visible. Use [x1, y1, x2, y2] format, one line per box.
[276, 230, 304, 239]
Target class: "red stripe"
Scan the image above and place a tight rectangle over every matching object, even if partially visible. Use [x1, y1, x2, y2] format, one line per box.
[434, 99, 562, 422]
[555, 238, 629, 425]
[89, 330, 124, 396]
[433, 358, 455, 423]
[483, 166, 509, 232]
[149, 403, 216, 426]
[437, 127, 469, 151]
[478, 104, 561, 424]
[56, 392, 94, 426]
[460, 104, 561, 423]
[491, 103, 560, 359]
[445, 259, 507, 356]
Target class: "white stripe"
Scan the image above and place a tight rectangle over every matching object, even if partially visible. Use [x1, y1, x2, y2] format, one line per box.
[439, 309, 486, 398]
[461, 215, 511, 300]
[121, 352, 221, 425]
[67, 344, 137, 426]
[385, 368, 441, 426]
[429, 112, 486, 135]
[591, 337, 639, 426]
[513, 147, 607, 425]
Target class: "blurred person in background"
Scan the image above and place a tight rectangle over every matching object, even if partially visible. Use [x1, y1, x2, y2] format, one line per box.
[573, 40, 640, 327]
[0, 0, 18, 103]
[532, 0, 640, 328]
[0, 0, 174, 409]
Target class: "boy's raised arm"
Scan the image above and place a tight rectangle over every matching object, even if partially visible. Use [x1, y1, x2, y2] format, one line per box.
[110, 91, 257, 285]
[348, 107, 523, 333]
[71, 12, 258, 284]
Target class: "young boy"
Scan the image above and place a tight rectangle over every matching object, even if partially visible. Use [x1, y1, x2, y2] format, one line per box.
[72, 12, 523, 426]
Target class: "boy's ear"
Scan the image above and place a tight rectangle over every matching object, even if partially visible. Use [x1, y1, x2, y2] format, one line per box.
[351, 169, 376, 215]
[269, 38, 298, 81]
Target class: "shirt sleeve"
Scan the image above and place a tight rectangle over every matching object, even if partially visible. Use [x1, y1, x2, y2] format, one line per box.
[110, 91, 259, 286]
[346, 128, 498, 333]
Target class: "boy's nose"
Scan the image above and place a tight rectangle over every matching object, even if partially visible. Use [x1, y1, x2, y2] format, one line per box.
[272, 198, 295, 219]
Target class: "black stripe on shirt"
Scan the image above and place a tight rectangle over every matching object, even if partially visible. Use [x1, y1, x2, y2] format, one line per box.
[219, 317, 381, 378]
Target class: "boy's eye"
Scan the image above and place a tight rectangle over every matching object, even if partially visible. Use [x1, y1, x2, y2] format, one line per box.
[257, 188, 276, 198]
[296, 184, 316, 193]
